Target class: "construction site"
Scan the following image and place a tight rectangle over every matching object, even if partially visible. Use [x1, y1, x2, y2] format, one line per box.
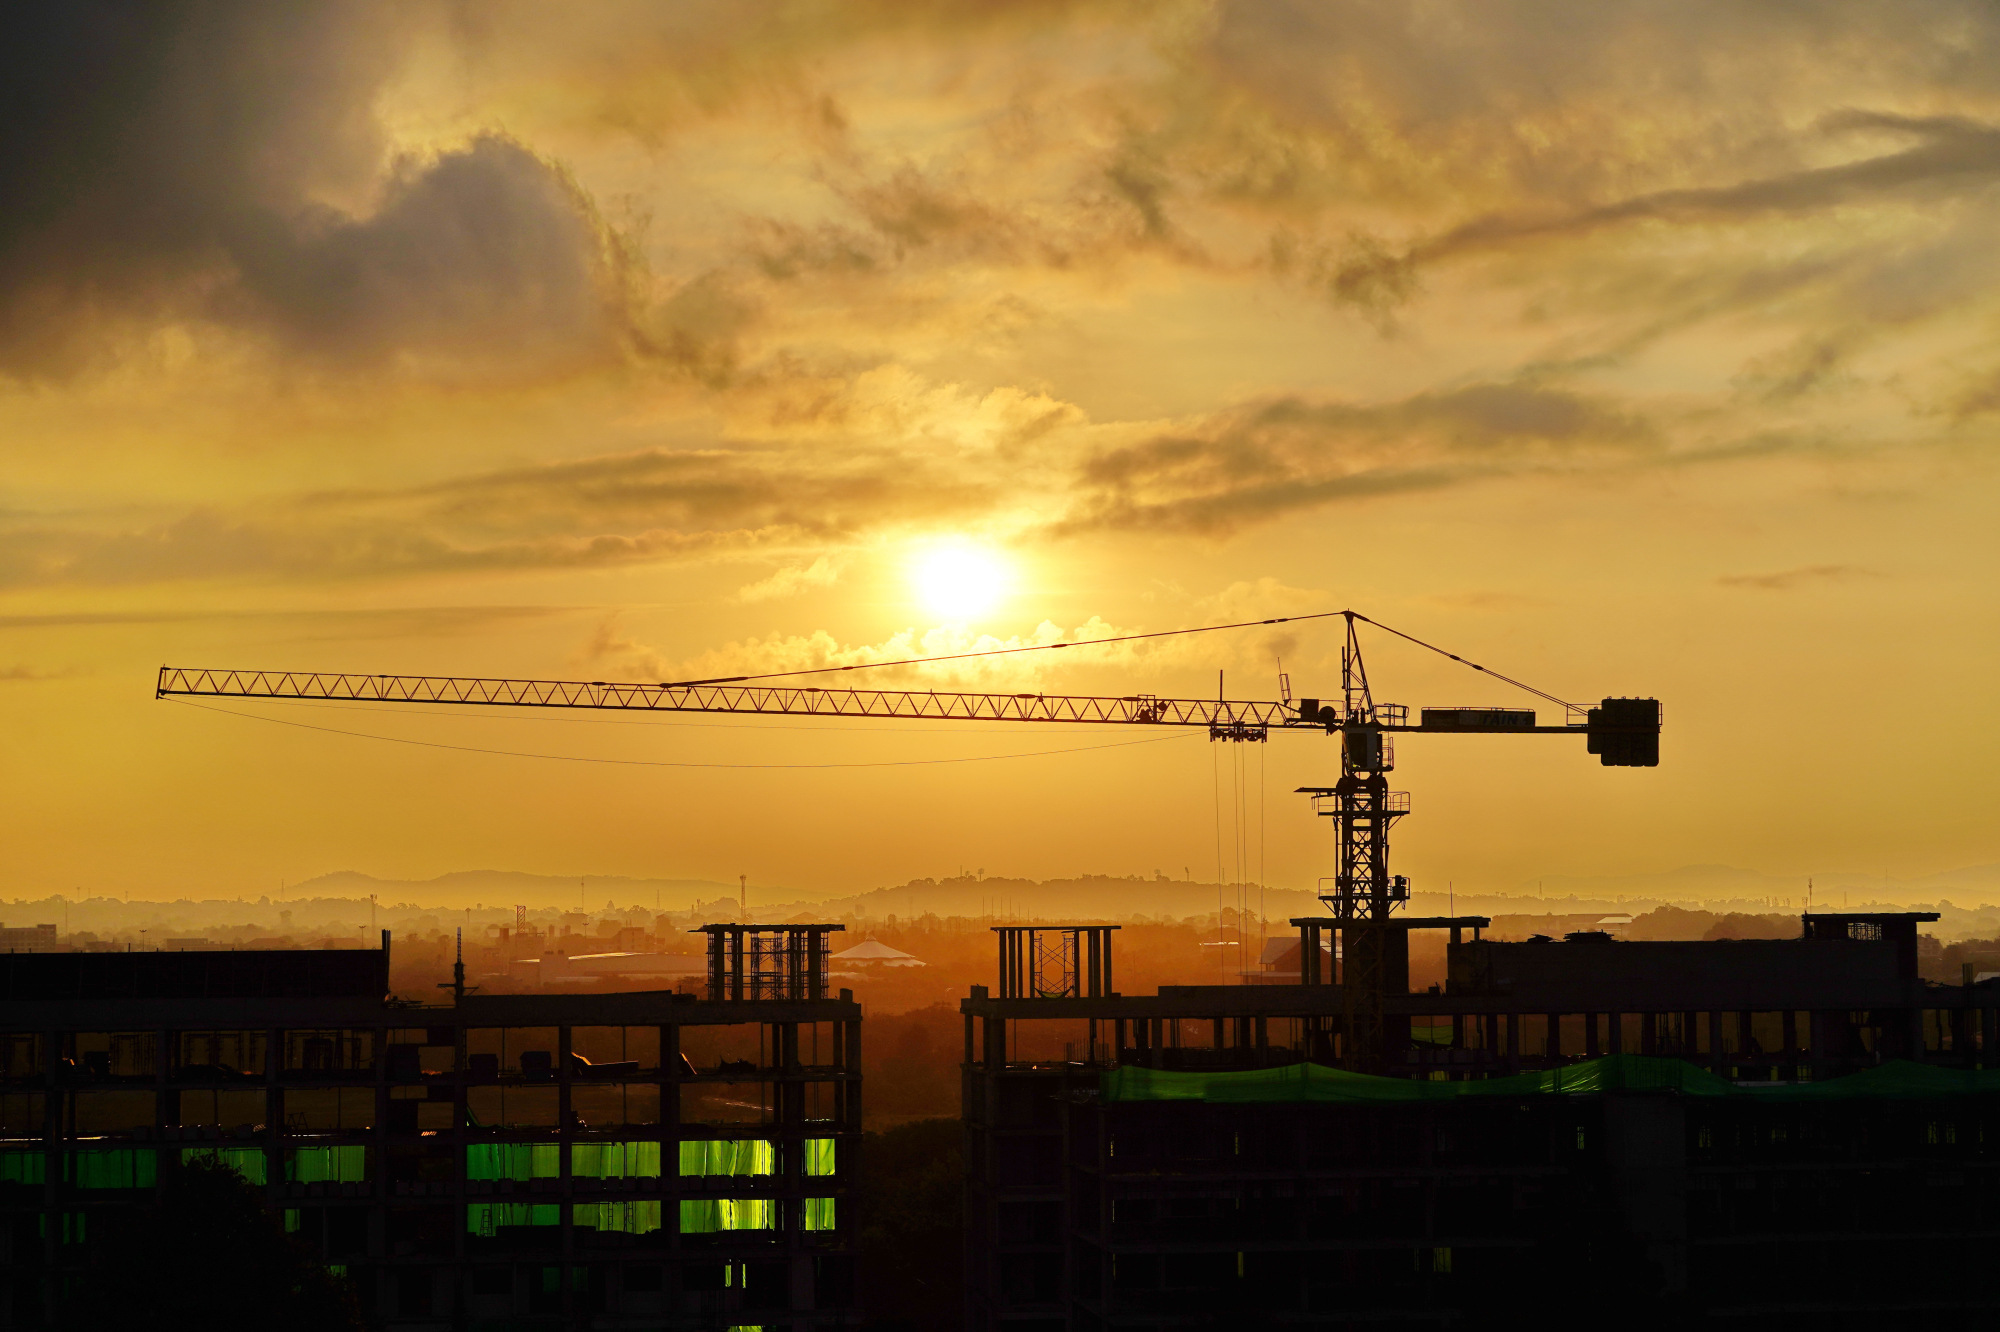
[0, 608, 1956, 1328]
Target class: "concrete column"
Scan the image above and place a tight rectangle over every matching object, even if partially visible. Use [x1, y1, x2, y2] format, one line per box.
[845, 1016, 863, 1130]
[1585, 1013, 1600, 1059]
[265, 1026, 283, 1203]
[558, 1024, 573, 1319]
[1707, 1012, 1725, 1072]
[1545, 1014, 1561, 1062]
[1607, 1012, 1623, 1055]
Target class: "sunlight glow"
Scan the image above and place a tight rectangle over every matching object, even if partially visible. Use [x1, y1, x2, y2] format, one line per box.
[911, 541, 1010, 621]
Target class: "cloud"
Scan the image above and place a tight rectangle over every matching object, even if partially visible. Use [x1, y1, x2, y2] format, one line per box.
[1347, 113, 2000, 301]
[737, 557, 841, 602]
[574, 615, 671, 680]
[1063, 380, 1657, 534]
[0, 664, 86, 683]
[1716, 565, 1875, 591]
[664, 617, 1141, 688]
[0, 417, 1008, 590]
[0, 5, 630, 380]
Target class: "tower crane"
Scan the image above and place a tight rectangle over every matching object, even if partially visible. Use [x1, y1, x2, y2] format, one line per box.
[156, 610, 1658, 1073]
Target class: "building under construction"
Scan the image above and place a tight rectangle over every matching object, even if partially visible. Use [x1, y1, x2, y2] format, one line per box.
[0, 924, 860, 1329]
[962, 914, 2000, 1328]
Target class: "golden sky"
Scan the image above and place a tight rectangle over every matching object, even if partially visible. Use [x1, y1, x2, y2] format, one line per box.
[3, 1, 1996, 902]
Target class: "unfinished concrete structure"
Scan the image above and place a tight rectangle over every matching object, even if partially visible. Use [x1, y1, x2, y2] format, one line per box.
[0, 927, 860, 1329]
[963, 913, 2000, 1328]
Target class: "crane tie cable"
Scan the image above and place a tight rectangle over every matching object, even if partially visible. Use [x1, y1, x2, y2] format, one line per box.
[660, 611, 1347, 686]
[1346, 612, 1577, 710]
[662, 607, 1578, 711]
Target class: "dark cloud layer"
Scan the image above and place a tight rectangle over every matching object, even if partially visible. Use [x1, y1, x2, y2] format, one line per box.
[0, 3, 618, 377]
[0, 445, 995, 589]
[1066, 382, 1655, 534]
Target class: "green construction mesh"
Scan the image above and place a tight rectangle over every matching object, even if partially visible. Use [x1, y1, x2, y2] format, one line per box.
[803, 1197, 836, 1231]
[181, 1146, 267, 1185]
[803, 1138, 836, 1177]
[287, 1144, 367, 1183]
[466, 1202, 560, 1236]
[678, 1198, 775, 1233]
[678, 1139, 774, 1177]
[40, 1213, 85, 1244]
[573, 1200, 664, 1234]
[0, 1151, 44, 1186]
[465, 1142, 559, 1181]
[1100, 1054, 2000, 1104]
[70, 1148, 156, 1189]
[572, 1140, 661, 1180]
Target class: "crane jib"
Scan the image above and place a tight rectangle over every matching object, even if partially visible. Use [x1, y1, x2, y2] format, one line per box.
[154, 666, 1300, 728]
[153, 667, 1656, 749]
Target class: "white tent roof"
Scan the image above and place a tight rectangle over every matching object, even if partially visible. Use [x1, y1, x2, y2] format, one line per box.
[830, 939, 924, 965]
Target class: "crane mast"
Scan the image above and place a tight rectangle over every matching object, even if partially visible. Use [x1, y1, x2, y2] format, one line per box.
[156, 612, 1659, 1074]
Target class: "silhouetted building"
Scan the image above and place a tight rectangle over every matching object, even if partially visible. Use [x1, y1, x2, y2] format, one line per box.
[962, 913, 2000, 1327]
[0, 926, 859, 1328]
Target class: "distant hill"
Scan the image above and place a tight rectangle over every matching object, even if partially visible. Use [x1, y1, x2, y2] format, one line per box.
[769, 873, 1313, 924]
[12, 862, 2000, 941]
[283, 869, 825, 912]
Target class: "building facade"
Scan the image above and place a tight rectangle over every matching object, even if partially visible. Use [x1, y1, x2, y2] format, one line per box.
[0, 928, 860, 1329]
[962, 915, 2000, 1328]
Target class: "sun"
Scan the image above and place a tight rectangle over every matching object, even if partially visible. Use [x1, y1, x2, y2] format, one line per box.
[911, 540, 1010, 621]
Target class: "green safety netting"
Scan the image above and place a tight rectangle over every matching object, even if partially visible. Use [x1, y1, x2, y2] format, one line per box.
[465, 1142, 559, 1181]
[573, 1141, 661, 1180]
[803, 1138, 836, 1177]
[40, 1213, 85, 1244]
[467, 1202, 560, 1236]
[0, 1151, 44, 1186]
[287, 1145, 367, 1183]
[574, 1200, 664, 1234]
[181, 1146, 267, 1185]
[803, 1197, 836, 1231]
[679, 1139, 774, 1177]
[679, 1198, 774, 1233]
[69, 1148, 155, 1188]
[1101, 1055, 2000, 1105]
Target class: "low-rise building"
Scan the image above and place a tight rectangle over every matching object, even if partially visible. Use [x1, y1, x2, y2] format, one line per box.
[0, 924, 860, 1328]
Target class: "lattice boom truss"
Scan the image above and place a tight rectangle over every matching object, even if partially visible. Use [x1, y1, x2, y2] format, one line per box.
[156, 667, 1315, 731]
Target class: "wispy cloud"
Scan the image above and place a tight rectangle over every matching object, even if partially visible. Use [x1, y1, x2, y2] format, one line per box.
[0, 664, 86, 682]
[737, 557, 841, 603]
[1716, 565, 1876, 591]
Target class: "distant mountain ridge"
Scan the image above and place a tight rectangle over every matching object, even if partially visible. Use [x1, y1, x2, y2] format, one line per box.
[10, 862, 1999, 940]
[281, 869, 830, 912]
